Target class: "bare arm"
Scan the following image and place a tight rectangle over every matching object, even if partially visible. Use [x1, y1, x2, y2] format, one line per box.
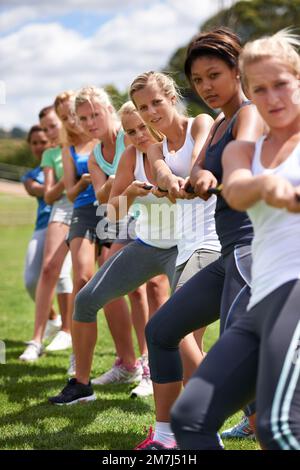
[62, 147, 91, 203]
[221, 105, 267, 211]
[232, 104, 266, 141]
[189, 117, 223, 199]
[223, 140, 300, 213]
[108, 146, 150, 221]
[190, 105, 265, 199]
[148, 142, 185, 202]
[222, 141, 264, 211]
[43, 167, 65, 205]
[23, 179, 44, 198]
[148, 142, 180, 187]
[180, 113, 215, 199]
[190, 113, 214, 166]
[88, 151, 111, 204]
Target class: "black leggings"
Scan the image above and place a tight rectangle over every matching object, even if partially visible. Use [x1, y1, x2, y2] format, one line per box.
[171, 280, 300, 450]
[146, 245, 252, 384]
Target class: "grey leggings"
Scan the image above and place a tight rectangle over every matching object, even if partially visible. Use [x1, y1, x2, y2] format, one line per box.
[24, 227, 73, 300]
[74, 239, 178, 323]
[171, 249, 221, 293]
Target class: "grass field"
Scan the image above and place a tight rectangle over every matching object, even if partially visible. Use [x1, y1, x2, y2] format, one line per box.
[0, 193, 259, 450]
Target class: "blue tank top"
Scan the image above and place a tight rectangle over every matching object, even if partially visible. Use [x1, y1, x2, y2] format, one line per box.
[204, 102, 253, 254]
[21, 166, 52, 231]
[70, 146, 96, 209]
[93, 129, 125, 176]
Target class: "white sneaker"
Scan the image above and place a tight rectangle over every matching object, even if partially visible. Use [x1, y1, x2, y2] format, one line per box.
[67, 353, 76, 376]
[43, 315, 62, 341]
[131, 355, 153, 398]
[46, 331, 72, 352]
[131, 376, 153, 398]
[19, 341, 44, 362]
[91, 358, 143, 385]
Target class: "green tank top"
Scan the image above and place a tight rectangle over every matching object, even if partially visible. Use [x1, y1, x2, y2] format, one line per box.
[93, 128, 140, 219]
[93, 129, 125, 176]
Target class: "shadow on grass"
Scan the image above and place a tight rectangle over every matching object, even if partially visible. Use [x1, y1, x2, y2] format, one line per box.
[0, 394, 152, 449]
[0, 338, 154, 449]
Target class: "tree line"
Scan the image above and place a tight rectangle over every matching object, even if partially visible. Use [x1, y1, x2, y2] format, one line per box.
[1, 0, 299, 167]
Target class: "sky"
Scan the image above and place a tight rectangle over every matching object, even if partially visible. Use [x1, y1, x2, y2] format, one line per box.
[0, 0, 235, 130]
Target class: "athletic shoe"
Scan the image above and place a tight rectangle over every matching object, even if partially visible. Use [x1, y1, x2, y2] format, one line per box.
[131, 376, 153, 398]
[67, 353, 76, 376]
[221, 415, 255, 440]
[49, 378, 96, 405]
[91, 358, 143, 385]
[131, 357, 153, 398]
[19, 341, 44, 362]
[134, 427, 178, 450]
[43, 315, 62, 340]
[46, 331, 72, 351]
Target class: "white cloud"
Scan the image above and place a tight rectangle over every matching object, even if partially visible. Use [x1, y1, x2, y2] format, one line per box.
[1, 0, 220, 129]
[0, 1, 152, 34]
[0, 1, 151, 18]
[0, 6, 39, 33]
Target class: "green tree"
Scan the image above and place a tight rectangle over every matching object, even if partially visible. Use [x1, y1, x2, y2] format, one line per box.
[104, 84, 129, 111]
[202, 0, 300, 41]
[10, 126, 26, 139]
[0, 139, 35, 168]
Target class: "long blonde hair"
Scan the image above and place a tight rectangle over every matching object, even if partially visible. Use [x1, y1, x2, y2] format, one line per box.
[54, 90, 79, 146]
[74, 86, 119, 121]
[129, 71, 186, 116]
[240, 30, 300, 89]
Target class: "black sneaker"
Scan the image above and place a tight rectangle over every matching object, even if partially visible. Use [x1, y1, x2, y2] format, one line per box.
[49, 378, 96, 405]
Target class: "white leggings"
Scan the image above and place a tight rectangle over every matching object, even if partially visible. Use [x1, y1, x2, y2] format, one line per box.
[24, 227, 73, 300]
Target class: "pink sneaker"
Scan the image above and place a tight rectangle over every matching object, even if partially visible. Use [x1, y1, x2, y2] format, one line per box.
[134, 427, 178, 450]
[92, 358, 142, 385]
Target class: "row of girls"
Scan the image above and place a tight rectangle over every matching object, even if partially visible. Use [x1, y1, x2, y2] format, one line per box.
[21, 89, 171, 397]
[24, 26, 300, 450]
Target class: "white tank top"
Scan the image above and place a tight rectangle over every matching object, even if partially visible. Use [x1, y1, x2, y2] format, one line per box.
[134, 150, 177, 249]
[162, 118, 220, 266]
[247, 136, 300, 309]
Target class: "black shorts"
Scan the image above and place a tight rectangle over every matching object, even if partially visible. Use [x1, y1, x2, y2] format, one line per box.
[67, 203, 111, 248]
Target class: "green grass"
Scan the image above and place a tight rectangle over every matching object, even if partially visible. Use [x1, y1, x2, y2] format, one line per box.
[0, 194, 259, 450]
[0, 193, 36, 226]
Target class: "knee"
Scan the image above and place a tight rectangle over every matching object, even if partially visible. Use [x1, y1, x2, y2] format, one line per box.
[73, 286, 98, 323]
[129, 285, 146, 303]
[147, 276, 168, 298]
[256, 410, 300, 450]
[41, 259, 60, 281]
[170, 391, 195, 436]
[145, 309, 178, 350]
[73, 273, 93, 293]
[171, 375, 217, 437]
